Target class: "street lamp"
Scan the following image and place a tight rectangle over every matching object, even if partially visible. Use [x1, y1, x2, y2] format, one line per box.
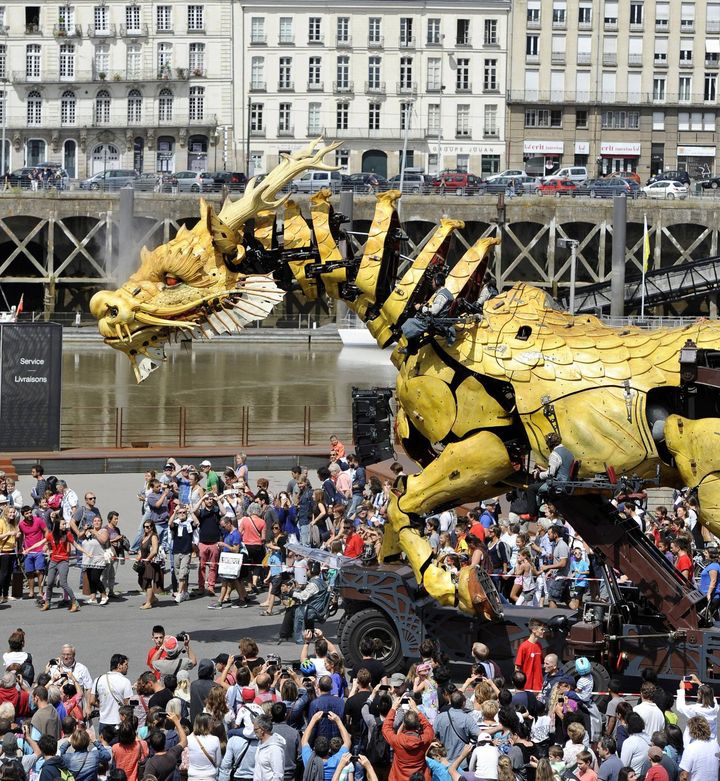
[557, 237, 579, 314]
[398, 98, 415, 196]
[1, 77, 8, 183]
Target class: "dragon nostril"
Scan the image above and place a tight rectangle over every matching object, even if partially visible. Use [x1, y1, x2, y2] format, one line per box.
[108, 306, 119, 318]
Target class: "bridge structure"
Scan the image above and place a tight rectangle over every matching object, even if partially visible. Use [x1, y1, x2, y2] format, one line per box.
[2, 191, 720, 318]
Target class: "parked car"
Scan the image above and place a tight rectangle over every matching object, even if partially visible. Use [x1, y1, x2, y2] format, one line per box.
[387, 172, 432, 194]
[7, 168, 37, 189]
[647, 170, 691, 186]
[699, 176, 720, 190]
[537, 179, 577, 197]
[431, 171, 482, 195]
[173, 170, 216, 193]
[211, 171, 248, 192]
[482, 175, 541, 195]
[486, 169, 526, 183]
[575, 178, 640, 198]
[80, 169, 137, 190]
[641, 180, 689, 200]
[543, 166, 589, 183]
[290, 170, 343, 193]
[344, 172, 389, 193]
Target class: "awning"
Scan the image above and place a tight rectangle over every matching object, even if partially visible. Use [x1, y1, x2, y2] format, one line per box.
[706, 40, 720, 53]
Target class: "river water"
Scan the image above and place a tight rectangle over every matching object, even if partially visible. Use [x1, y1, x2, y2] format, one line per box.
[61, 342, 398, 447]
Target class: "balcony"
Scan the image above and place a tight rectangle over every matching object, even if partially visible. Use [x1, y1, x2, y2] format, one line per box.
[279, 35, 294, 45]
[484, 129, 499, 137]
[426, 37, 442, 46]
[87, 24, 117, 37]
[426, 81, 442, 92]
[336, 36, 352, 47]
[368, 36, 384, 48]
[397, 81, 417, 94]
[578, 19, 593, 29]
[307, 81, 324, 91]
[399, 37, 416, 48]
[708, 20, 720, 32]
[333, 81, 354, 93]
[507, 87, 720, 106]
[628, 54, 643, 66]
[603, 53, 617, 66]
[278, 81, 294, 91]
[54, 24, 82, 38]
[706, 57, 720, 68]
[456, 128, 471, 137]
[527, 18, 541, 28]
[551, 52, 566, 64]
[456, 37, 472, 46]
[329, 126, 424, 140]
[155, 25, 174, 34]
[278, 126, 294, 136]
[250, 127, 266, 137]
[552, 18, 566, 29]
[654, 56, 668, 68]
[604, 19, 618, 30]
[189, 67, 206, 78]
[680, 21, 695, 32]
[250, 80, 266, 91]
[456, 82, 473, 93]
[576, 53, 591, 65]
[308, 35, 324, 45]
[680, 57, 693, 68]
[250, 34, 267, 45]
[120, 24, 149, 37]
[527, 54, 540, 64]
[655, 20, 669, 31]
[365, 80, 386, 93]
[25, 23, 41, 34]
[187, 26, 205, 34]
[425, 126, 440, 137]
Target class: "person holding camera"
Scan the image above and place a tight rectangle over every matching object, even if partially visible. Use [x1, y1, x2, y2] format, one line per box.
[193, 493, 223, 597]
[381, 695, 435, 781]
[152, 634, 197, 679]
[301, 710, 351, 779]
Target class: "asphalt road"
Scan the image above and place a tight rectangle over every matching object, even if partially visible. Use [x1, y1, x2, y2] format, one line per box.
[3, 469, 339, 684]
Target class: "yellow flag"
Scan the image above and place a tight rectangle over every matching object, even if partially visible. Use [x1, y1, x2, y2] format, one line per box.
[643, 213, 651, 273]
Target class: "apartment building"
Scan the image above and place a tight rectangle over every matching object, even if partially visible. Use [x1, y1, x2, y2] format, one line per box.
[235, 0, 510, 177]
[507, 0, 720, 179]
[0, 1, 233, 179]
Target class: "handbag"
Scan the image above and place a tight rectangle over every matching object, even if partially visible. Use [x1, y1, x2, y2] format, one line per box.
[218, 552, 243, 578]
[132, 560, 144, 574]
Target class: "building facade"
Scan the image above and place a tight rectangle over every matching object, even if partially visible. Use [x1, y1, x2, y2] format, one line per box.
[235, 0, 510, 178]
[507, 0, 720, 179]
[1, 0, 233, 179]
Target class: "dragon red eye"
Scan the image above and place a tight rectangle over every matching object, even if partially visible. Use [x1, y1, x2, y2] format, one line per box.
[165, 275, 179, 287]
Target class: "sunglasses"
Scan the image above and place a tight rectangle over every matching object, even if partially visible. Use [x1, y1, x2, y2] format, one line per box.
[143, 525, 152, 530]
[87, 497, 96, 501]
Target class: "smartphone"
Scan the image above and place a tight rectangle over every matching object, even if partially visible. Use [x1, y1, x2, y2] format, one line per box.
[129, 698, 139, 707]
[322, 711, 329, 718]
[379, 685, 390, 691]
[350, 755, 359, 764]
[683, 675, 693, 681]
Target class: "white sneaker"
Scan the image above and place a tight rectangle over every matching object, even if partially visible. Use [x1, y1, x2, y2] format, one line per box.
[99, 595, 109, 605]
[175, 592, 183, 604]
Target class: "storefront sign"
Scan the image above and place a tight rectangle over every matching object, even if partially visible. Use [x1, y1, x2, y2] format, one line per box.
[677, 146, 716, 156]
[428, 144, 503, 154]
[574, 142, 590, 154]
[523, 140, 564, 154]
[600, 142, 641, 155]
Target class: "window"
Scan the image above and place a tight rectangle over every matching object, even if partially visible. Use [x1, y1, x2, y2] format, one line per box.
[94, 5, 109, 33]
[679, 76, 691, 100]
[653, 77, 666, 100]
[125, 4, 141, 33]
[368, 56, 381, 89]
[250, 102, 263, 132]
[427, 103, 440, 133]
[278, 102, 291, 132]
[400, 100, 413, 130]
[158, 42, 172, 73]
[427, 18, 441, 44]
[0, 45, 6, 80]
[308, 102, 320, 134]
[156, 5, 171, 32]
[60, 89, 75, 125]
[158, 87, 173, 121]
[481, 155, 500, 175]
[457, 19, 470, 45]
[426, 57, 440, 90]
[681, 3, 695, 28]
[484, 19, 497, 44]
[336, 101, 348, 130]
[456, 58, 470, 90]
[279, 17, 293, 44]
[126, 44, 141, 78]
[336, 149, 349, 169]
[578, 4, 592, 23]
[59, 43, 75, 79]
[95, 44, 109, 76]
[654, 38, 667, 64]
[527, 2, 540, 23]
[483, 59, 497, 91]
[369, 102, 380, 130]
[251, 17, 265, 44]
[680, 40, 693, 62]
[629, 2, 643, 24]
[187, 5, 203, 31]
[336, 55, 349, 88]
[251, 56, 264, 89]
[552, 1, 566, 24]
[678, 112, 690, 130]
[456, 104, 470, 135]
[484, 104, 497, 136]
[652, 111, 664, 129]
[308, 56, 321, 87]
[368, 17, 381, 44]
[127, 88, 142, 123]
[706, 73, 717, 101]
[308, 17, 321, 43]
[189, 85, 204, 120]
[525, 108, 562, 127]
[400, 17, 413, 45]
[655, 3, 669, 28]
[278, 57, 292, 89]
[400, 56, 413, 89]
[576, 109, 588, 127]
[604, 1, 618, 24]
[27, 91, 41, 125]
[58, 4, 75, 33]
[95, 89, 110, 124]
[189, 43, 204, 75]
[526, 35, 539, 56]
[26, 44, 41, 80]
[337, 16, 349, 43]
[705, 112, 716, 130]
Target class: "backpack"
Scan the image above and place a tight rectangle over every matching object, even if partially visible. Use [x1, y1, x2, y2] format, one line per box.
[304, 579, 331, 624]
[364, 716, 391, 766]
[0, 756, 27, 781]
[59, 768, 76, 781]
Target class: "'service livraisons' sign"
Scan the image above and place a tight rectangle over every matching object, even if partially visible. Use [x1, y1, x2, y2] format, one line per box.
[0, 323, 62, 451]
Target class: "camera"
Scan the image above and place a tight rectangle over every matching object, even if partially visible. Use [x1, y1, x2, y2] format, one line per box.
[350, 755, 359, 764]
[266, 653, 281, 664]
[129, 698, 139, 707]
[48, 659, 58, 667]
[233, 655, 244, 667]
[88, 709, 100, 720]
[176, 632, 188, 643]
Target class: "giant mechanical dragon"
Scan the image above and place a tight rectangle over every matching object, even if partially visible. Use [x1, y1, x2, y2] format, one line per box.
[91, 139, 720, 615]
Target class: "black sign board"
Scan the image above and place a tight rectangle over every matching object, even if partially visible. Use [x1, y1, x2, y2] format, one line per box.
[0, 323, 62, 451]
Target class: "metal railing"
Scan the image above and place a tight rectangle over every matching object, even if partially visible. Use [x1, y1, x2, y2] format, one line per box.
[60, 404, 353, 450]
[507, 88, 720, 105]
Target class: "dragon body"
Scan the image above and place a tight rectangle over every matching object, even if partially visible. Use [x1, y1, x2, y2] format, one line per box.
[91, 140, 720, 615]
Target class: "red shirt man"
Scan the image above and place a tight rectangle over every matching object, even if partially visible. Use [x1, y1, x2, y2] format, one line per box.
[514, 619, 545, 692]
[382, 705, 434, 781]
[146, 626, 168, 681]
[343, 525, 364, 558]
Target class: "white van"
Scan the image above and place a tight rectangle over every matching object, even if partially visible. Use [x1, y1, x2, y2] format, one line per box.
[290, 170, 342, 193]
[544, 166, 588, 183]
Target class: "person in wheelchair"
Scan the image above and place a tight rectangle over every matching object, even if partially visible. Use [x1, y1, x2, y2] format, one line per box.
[398, 273, 455, 356]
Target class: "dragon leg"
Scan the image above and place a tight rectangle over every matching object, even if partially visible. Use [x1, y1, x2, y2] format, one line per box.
[384, 431, 512, 615]
[665, 414, 720, 536]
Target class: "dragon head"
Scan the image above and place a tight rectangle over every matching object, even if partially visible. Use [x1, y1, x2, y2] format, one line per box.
[90, 138, 340, 382]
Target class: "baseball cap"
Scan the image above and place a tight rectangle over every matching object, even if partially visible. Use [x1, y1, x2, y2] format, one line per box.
[164, 463, 174, 469]
[0, 496, 8, 505]
[213, 653, 229, 666]
[389, 673, 406, 687]
[648, 747, 664, 761]
[163, 636, 180, 656]
[477, 733, 493, 744]
[200, 460, 212, 467]
[241, 687, 256, 702]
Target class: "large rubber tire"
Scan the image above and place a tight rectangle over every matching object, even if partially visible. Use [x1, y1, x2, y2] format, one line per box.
[191, 184, 200, 192]
[561, 659, 611, 704]
[338, 608, 404, 673]
[712, 181, 719, 189]
[667, 193, 675, 200]
[90, 183, 100, 190]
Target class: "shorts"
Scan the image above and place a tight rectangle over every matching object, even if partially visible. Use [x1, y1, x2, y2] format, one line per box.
[548, 578, 567, 602]
[569, 585, 587, 600]
[24, 552, 46, 573]
[173, 552, 192, 581]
